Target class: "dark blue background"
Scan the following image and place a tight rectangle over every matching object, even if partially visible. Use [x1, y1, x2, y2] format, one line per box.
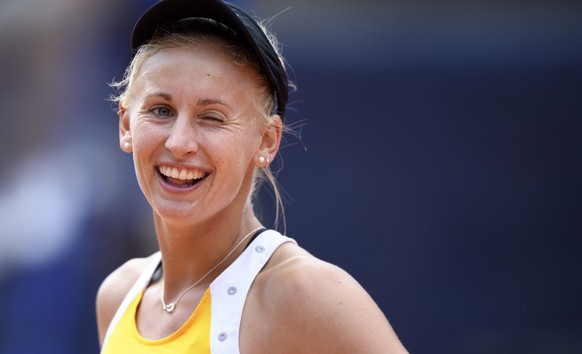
[0, 0, 580, 353]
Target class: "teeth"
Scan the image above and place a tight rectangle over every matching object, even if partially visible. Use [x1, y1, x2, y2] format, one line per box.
[160, 166, 204, 180]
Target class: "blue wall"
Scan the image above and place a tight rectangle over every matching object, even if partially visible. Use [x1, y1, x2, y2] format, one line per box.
[0, 1, 580, 353]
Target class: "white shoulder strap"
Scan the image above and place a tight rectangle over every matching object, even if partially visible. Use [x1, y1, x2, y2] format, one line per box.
[101, 251, 162, 350]
[209, 230, 296, 354]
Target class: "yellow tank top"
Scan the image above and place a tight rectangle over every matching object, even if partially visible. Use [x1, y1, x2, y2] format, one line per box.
[100, 230, 296, 354]
[101, 288, 212, 353]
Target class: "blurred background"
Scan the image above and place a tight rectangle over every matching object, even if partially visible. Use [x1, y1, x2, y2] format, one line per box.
[0, 0, 580, 353]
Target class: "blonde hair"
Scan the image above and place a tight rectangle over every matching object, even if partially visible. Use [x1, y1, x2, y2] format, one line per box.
[110, 22, 291, 232]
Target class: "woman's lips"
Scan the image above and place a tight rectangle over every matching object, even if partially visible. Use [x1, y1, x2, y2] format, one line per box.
[158, 165, 208, 187]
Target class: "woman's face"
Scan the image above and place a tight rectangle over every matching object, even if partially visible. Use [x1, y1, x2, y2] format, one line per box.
[120, 42, 273, 225]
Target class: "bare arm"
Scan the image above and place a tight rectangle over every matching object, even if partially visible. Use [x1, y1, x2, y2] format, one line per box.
[262, 255, 408, 353]
[95, 257, 150, 346]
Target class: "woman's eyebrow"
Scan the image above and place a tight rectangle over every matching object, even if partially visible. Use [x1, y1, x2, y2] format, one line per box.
[196, 98, 233, 111]
[145, 92, 173, 101]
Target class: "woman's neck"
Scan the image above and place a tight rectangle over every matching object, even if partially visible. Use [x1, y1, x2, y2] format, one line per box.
[153, 203, 263, 295]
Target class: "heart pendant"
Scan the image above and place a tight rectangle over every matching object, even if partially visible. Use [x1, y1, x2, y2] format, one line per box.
[163, 302, 175, 313]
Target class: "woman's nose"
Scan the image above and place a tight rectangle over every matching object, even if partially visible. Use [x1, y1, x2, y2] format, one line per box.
[164, 116, 198, 157]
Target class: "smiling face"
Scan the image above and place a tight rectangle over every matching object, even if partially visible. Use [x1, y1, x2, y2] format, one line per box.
[119, 41, 278, 226]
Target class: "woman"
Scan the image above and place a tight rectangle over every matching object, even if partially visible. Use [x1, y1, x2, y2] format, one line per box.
[96, 0, 408, 352]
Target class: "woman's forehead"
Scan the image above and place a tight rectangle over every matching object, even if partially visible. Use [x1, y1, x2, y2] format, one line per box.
[143, 44, 256, 79]
[133, 45, 263, 105]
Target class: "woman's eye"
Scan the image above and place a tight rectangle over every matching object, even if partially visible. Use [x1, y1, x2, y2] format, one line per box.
[202, 114, 224, 123]
[151, 106, 173, 117]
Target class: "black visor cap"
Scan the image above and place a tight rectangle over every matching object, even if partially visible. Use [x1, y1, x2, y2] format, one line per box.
[131, 0, 288, 117]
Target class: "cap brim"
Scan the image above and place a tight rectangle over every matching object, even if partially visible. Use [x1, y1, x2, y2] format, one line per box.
[130, 0, 288, 117]
[132, 0, 241, 52]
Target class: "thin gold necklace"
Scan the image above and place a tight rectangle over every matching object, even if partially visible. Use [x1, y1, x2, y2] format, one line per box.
[160, 227, 263, 313]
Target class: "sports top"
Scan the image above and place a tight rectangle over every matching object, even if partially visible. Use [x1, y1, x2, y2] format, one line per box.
[101, 229, 295, 354]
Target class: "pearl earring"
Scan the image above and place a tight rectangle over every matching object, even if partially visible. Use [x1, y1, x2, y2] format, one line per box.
[258, 156, 266, 164]
[123, 142, 131, 150]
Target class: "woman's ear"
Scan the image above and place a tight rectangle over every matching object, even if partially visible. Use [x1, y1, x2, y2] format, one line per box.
[255, 114, 283, 167]
[119, 103, 132, 153]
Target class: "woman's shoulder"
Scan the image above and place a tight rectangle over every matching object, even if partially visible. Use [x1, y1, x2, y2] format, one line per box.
[251, 242, 408, 353]
[96, 254, 154, 302]
[261, 242, 368, 311]
[95, 253, 159, 345]
[263, 242, 349, 290]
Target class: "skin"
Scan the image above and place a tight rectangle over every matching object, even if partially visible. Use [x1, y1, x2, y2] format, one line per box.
[96, 41, 408, 353]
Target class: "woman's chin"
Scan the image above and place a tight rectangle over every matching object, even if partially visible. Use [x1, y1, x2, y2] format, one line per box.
[152, 200, 201, 223]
